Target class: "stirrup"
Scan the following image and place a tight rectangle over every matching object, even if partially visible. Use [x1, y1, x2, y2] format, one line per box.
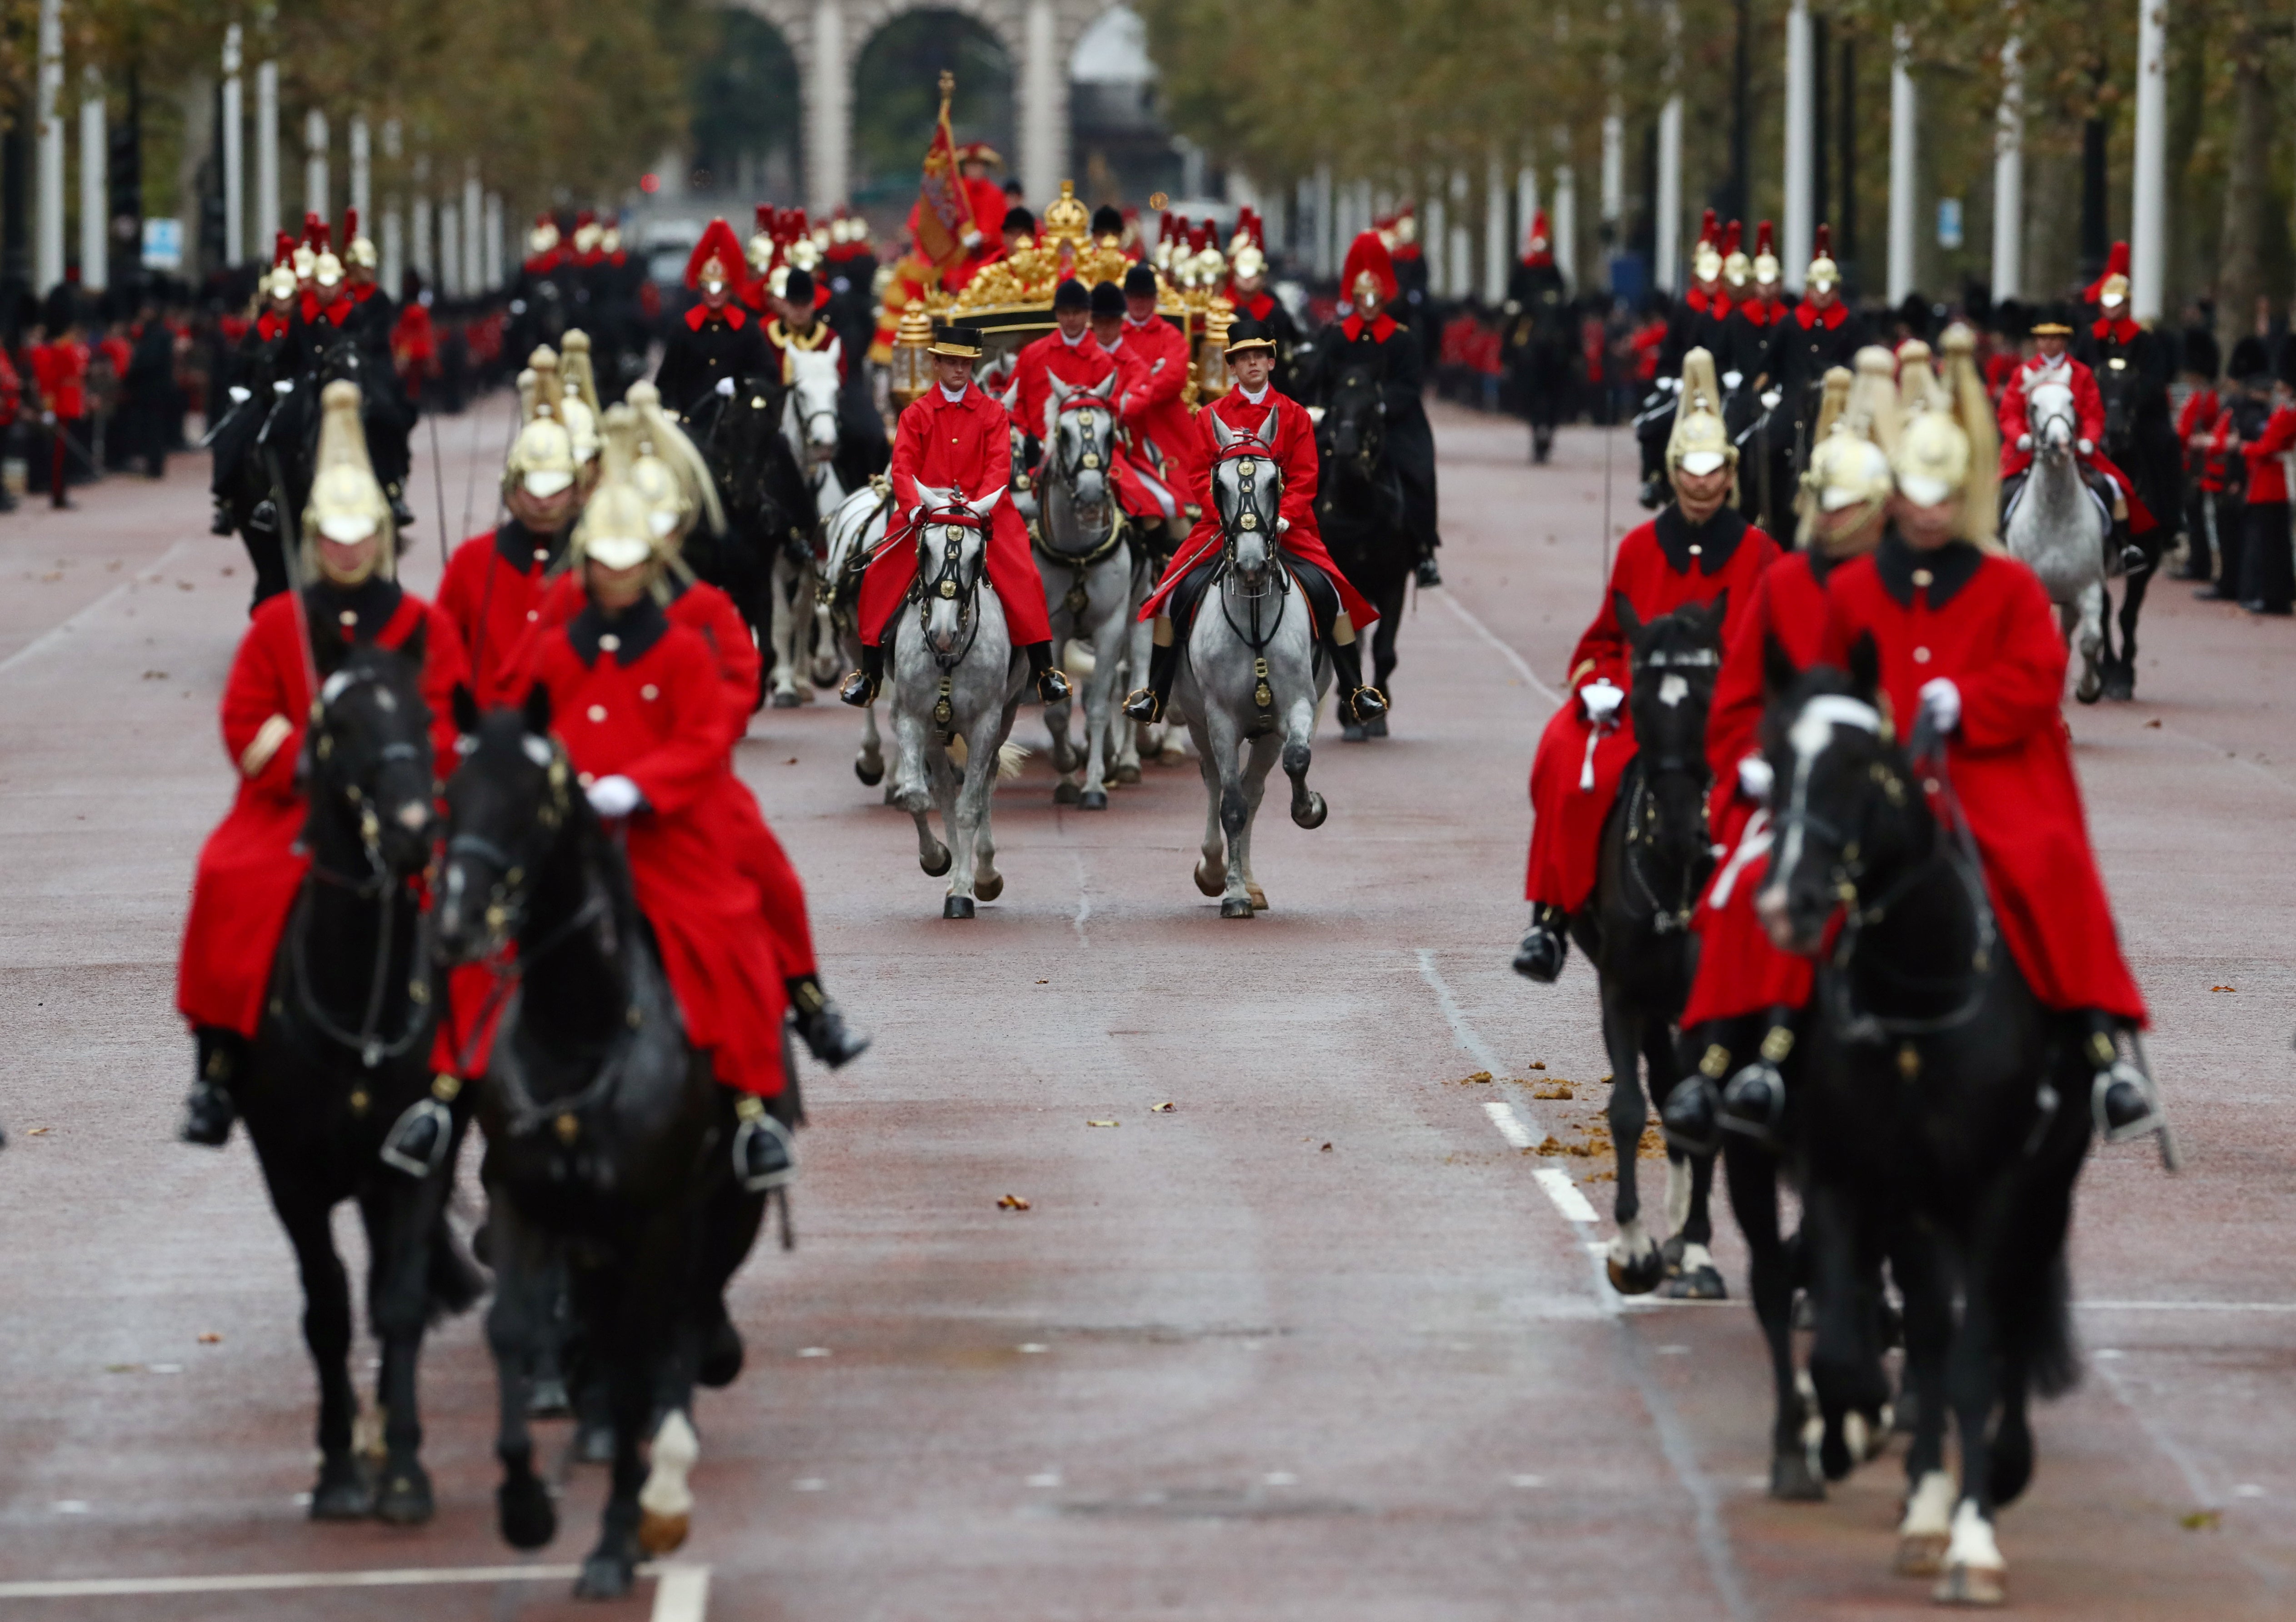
[1344, 685, 1387, 724]
[380, 1097, 454, 1178]
[1035, 667, 1072, 704]
[1123, 687, 1163, 724]
[837, 669, 876, 709]
[733, 1108, 796, 1193]
[2093, 1059, 2165, 1145]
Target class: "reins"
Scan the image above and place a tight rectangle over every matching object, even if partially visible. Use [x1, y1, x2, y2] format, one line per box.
[911, 506, 989, 676]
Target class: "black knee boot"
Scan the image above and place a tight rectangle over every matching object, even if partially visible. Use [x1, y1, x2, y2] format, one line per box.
[1721, 1011, 1796, 1147]
[1025, 641, 1072, 704]
[1660, 1024, 1737, 1154]
[2079, 1012, 2162, 1142]
[1512, 903, 1569, 983]
[1124, 629, 1182, 723]
[1329, 637, 1386, 724]
[839, 644, 884, 708]
[183, 1028, 245, 1147]
[786, 975, 869, 1068]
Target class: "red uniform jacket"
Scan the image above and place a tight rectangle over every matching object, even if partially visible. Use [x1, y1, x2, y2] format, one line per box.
[1821, 539, 2145, 1022]
[32, 339, 87, 419]
[2178, 388, 2222, 490]
[437, 524, 565, 704]
[1112, 314, 1202, 507]
[1681, 549, 1840, 1026]
[1004, 327, 1171, 520]
[858, 382, 1053, 648]
[178, 583, 468, 1037]
[1138, 385, 1377, 626]
[2241, 404, 2296, 506]
[1524, 507, 1779, 909]
[527, 596, 787, 1098]
[1996, 354, 2151, 529]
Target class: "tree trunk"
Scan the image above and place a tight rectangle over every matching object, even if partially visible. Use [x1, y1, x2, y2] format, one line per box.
[2217, 26, 2272, 337]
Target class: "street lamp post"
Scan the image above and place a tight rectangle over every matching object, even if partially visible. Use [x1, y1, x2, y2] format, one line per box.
[1992, 37, 2023, 303]
[2130, 0, 2167, 320]
[255, 58, 280, 253]
[222, 26, 244, 265]
[1886, 27, 1916, 306]
[305, 110, 329, 228]
[78, 68, 105, 294]
[1782, 0, 1813, 292]
[35, 0, 63, 296]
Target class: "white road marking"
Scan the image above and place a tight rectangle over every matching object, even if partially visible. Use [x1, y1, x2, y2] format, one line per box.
[1535, 1168, 1600, 1223]
[1436, 591, 1565, 706]
[2076, 1300, 2296, 1312]
[1482, 1100, 1536, 1148]
[796, 1346, 831, 1357]
[1017, 1343, 1049, 1353]
[1073, 848, 1092, 943]
[650, 1566, 712, 1622]
[793, 1477, 826, 1492]
[1414, 949, 1506, 1073]
[0, 1563, 708, 1611]
[1027, 1472, 1061, 1487]
[0, 538, 196, 679]
[1262, 1472, 1298, 1486]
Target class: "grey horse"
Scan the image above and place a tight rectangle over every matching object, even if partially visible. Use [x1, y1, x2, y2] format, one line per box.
[2004, 379, 2110, 704]
[766, 347, 846, 707]
[818, 480, 896, 789]
[1169, 409, 1330, 918]
[887, 483, 1025, 918]
[1034, 372, 1137, 809]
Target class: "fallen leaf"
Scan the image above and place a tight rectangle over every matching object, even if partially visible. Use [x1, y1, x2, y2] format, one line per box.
[104, 1363, 142, 1374]
[1320, 1142, 1333, 1152]
[39, 571, 61, 583]
[25, 1126, 50, 1136]
[1151, 1102, 1175, 1112]
[1533, 1084, 1574, 1100]
[220, 566, 235, 576]
[1461, 1070, 1493, 1085]
[2181, 1509, 2221, 1532]
[1035, 979, 1049, 985]
[1087, 1119, 1119, 1128]
[2211, 985, 2236, 993]
[175, 580, 195, 591]
[997, 1194, 1031, 1211]
[197, 1333, 223, 1345]
[2145, 718, 2162, 729]
[141, 669, 168, 680]
[784, 756, 798, 765]
[1527, 1061, 1546, 1070]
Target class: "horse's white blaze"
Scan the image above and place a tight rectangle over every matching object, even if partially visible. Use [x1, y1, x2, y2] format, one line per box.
[640, 1410, 699, 1521]
[1656, 673, 1689, 708]
[1776, 694, 1882, 897]
[1945, 1497, 2005, 1572]
[320, 670, 354, 705]
[1901, 1469, 1956, 1538]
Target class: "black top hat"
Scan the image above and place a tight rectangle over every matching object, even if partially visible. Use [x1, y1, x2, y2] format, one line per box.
[1122, 263, 1159, 299]
[782, 266, 814, 304]
[1091, 205, 1125, 238]
[1003, 206, 1036, 236]
[1088, 280, 1125, 318]
[927, 322, 982, 359]
[1052, 277, 1089, 312]
[1223, 318, 1277, 355]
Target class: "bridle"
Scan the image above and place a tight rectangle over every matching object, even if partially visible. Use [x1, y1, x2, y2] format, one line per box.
[1037, 394, 1128, 575]
[1620, 643, 1719, 935]
[913, 504, 989, 678]
[1326, 371, 1386, 482]
[1209, 435, 1294, 728]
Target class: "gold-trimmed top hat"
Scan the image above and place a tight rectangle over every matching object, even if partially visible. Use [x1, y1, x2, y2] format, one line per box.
[569, 406, 658, 574]
[927, 322, 983, 359]
[2028, 307, 2074, 337]
[505, 348, 579, 500]
[1666, 348, 1736, 479]
[1222, 318, 1278, 356]
[304, 381, 395, 579]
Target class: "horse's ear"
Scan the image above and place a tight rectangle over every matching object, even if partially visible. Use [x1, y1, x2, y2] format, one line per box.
[1612, 590, 1644, 646]
[1847, 630, 1881, 700]
[1088, 372, 1115, 400]
[1698, 589, 1729, 643]
[1210, 410, 1237, 452]
[521, 680, 552, 737]
[1762, 631, 1801, 699]
[1257, 406, 1281, 446]
[452, 681, 480, 737]
[1047, 373, 1071, 409]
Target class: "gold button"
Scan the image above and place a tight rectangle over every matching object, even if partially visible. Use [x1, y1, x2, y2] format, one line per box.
[1913, 647, 1931, 664]
[578, 771, 595, 788]
[1912, 568, 1934, 588]
[1688, 544, 1702, 556]
[641, 684, 660, 700]
[533, 548, 548, 563]
[587, 704, 607, 722]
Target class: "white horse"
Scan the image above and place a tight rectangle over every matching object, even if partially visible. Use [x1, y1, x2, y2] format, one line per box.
[819, 480, 895, 789]
[2004, 379, 2111, 704]
[887, 484, 1025, 918]
[767, 348, 847, 707]
[1034, 373, 1137, 809]
[1169, 410, 1330, 918]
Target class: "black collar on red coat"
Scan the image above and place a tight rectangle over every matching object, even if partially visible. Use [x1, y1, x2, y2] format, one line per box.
[568, 591, 669, 667]
[1653, 503, 1749, 575]
[304, 574, 405, 645]
[1874, 530, 1983, 610]
[493, 520, 564, 573]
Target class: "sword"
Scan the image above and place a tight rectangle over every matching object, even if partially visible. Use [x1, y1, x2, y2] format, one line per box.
[428, 406, 450, 571]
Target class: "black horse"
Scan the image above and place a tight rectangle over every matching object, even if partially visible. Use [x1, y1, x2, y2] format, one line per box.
[1563, 596, 1727, 1295]
[435, 687, 772, 1600]
[207, 345, 297, 607]
[2093, 362, 2174, 699]
[1316, 362, 1412, 738]
[235, 634, 478, 1524]
[1756, 643, 2092, 1602]
[688, 372, 811, 679]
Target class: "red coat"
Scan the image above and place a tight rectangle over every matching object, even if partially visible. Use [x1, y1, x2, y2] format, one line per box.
[1524, 508, 1779, 909]
[437, 525, 565, 704]
[2179, 388, 2226, 492]
[178, 584, 468, 1037]
[1821, 541, 2145, 1023]
[1681, 549, 1833, 1026]
[1110, 314, 1203, 507]
[2241, 405, 2296, 506]
[32, 339, 87, 419]
[527, 597, 788, 1098]
[1995, 354, 2151, 529]
[859, 382, 1052, 648]
[1138, 385, 1377, 626]
[1004, 328, 1173, 520]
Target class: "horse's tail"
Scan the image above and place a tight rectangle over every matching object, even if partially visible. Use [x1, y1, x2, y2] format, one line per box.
[2008, 1240, 2082, 1399]
[426, 1208, 487, 1323]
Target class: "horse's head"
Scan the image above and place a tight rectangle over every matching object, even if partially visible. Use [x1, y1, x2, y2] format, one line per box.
[303, 635, 438, 881]
[1209, 407, 1285, 590]
[1321, 363, 1385, 473]
[785, 349, 842, 464]
[1755, 633, 1933, 954]
[435, 682, 578, 964]
[1045, 371, 1117, 511]
[910, 482, 998, 661]
[2095, 357, 2139, 454]
[2026, 379, 2078, 461]
[1616, 593, 1725, 889]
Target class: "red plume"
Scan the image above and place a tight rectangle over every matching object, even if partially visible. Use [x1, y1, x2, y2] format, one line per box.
[301, 211, 323, 248]
[1755, 220, 1773, 257]
[1723, 220, 1742, 256]
[1698, 208, 1718, 248]
[1813, 223, 1832, 259]
[1341, 229, 1400, 302]
[273, 230, 295, 268]
[2105, 240, 2129, 277]
[684, 217, 746, 290]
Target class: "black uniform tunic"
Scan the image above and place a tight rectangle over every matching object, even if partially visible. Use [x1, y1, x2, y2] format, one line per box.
[655, 304, 775, 420]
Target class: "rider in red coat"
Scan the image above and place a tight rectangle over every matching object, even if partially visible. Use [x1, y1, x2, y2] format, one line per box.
[1515, 350, 1780, 982]
[1819, 407, 2160, 1141]
[1995, 311, 2155, 554]
[1121, 319, 1386, 728]
[1002, 278, 1166, 519]
[178, 385, 469, 1145]
[1110, 264, 1202, 521]
[838, 324, 1070, 709]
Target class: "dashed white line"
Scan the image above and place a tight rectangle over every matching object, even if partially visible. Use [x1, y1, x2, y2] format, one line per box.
[1482, 1100, 1537, 1148]
[1534, 1168, 1601, 1223]
[0, 1563, 709, 1612]
[0, 539, 196, 679]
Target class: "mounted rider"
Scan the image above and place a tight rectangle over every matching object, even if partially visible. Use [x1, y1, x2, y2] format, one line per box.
[1504, 209, 1573, 463]
[837, 323, 1073, 710]
[178, 381, 470, 1147]
[2073, 240, 2181, 569]
[1121, 318, 1386, 729]
[655, 219, 774, 421]
[1757, 224, 1867, 490]
[1515, 348, 1781, 983]
[1003, 277, 1167, 521]
[207, 235, 301, 558]
[764, 265, 844, 383]
[1224, 210, 1303, 397]
[1099, 269, 1198, 529]
[1995, 306, 2156, 569]
[1311, 229, 1445, 587]
[1816, 368, 2164, 1143]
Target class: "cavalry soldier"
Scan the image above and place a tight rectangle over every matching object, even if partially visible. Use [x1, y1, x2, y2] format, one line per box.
[1728, 222, 1795, 533]
[1996, 307, 2158, 568]
[208, 236, 301, 549]
[1818, 388, 2162, 1143]
[1224, 213, 1303, 396]
[1314, 229, 1444, 587]
[2173, 328, 2223, 583]
[1758, 225, 1868, 475]
[1004, 277, 1170, 523]
[765, 265, 843, 381]
[507, 213, 570, 363]
[1514, 349, 1781, 982]
[1121, 318, 1387, 728]
[438, 349, 585, 702]
[837, 324, 1073, 710]
[655, 219, 773, 420]
[177, 381, 470, 1146]
[1637, 211, 1726, 507]
[1504, 209, 1574, 464]
[286, 222, 359, 378]
[1104, 266, 1199, 528]
[2074, 242, 2181, 569]
[335, 209, 419, 528]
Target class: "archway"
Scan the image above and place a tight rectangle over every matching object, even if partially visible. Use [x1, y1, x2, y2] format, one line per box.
[850, 10, 1015, 209]
[690, 11, 805, 201]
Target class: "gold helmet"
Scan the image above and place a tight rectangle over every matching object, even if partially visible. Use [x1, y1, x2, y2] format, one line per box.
[626, 380, 724, 542]
[1666, 349, 1736, 481]
[1895, 339, 1944, 415]
[1720, 221, 1750, 293]
[558, 331, 602, 467]
[505, 348, 579, 500]
[1937, 322, 2001, 547]
[1806, 224, 1840, 294]
[568, 405, 659, 574]
[527, 214, 560, 258]
[293, 241, 317, 284]
[304, 381, 395, 581]
[1798, 372, 1895, 556]
[1891, 405, 1971, 511]
[1751, 220, 1781, 289]
[788, 232, 822, 271]
[1846, 345, 1904, 459]
[266, 262, 298, 304]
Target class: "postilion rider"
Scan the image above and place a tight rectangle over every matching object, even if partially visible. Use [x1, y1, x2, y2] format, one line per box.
[1120, 319, 1387, 729]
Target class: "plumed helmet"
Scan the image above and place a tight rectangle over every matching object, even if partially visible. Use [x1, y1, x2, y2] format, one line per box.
[626, 379, 724, 544]
[2086, 240, 2131, 309]
[1752, 220, 1780, 286]
[1846, 345, 1905, 459]
[528, 213, 560, 257]
[1895, 339, 1942, 414]
[569, 405, 659, 573]
[1806, 223, 1839, 292]
[1721, 221, 1750, 289]
[685, 218, 745, 292]
[304, 381, 395, 577]
[1342, 230, 1399, 305]
[1667, 349, 1736, 479]
[1937, 322, 2001, 546]
[1691, 209, 1722, 284]
[1892, 405, 1971, 509]
[505, 348, 579, 499]
[559, 331, 602, 465]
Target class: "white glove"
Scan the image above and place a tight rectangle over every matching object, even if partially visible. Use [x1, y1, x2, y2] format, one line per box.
[586, 775, 644, 818]
[1275, 516, 1290, 533]
[960, 225, 983, 250]
[228, 385, 252, 404]
[2016, 432, 2031, 452]
[1579, 679, 1626, 726]
[1305, 404, 1326, 424]
[2077, 437, 2093, 456]
[715, 377, 736, 398]
[1760, 388, 1782, 411]
[1737, 754, 1774, 802]
[1723, 369, 1744, 390]
[274, 379, 295, 395]
[1919, 677, 1961, 737]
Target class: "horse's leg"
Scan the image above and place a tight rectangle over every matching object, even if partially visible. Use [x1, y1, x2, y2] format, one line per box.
[2106, 560, 2152, 700]
[766, 549, 800, 706]
[258, 1166, 370, 1518]
[1802, 1181, 1893, 1481]
[1889, 1223, 1958, 1573]
[1936, 1250, 2008, 1604]
[962, 694, 1017, 908]
[1208, 707, 1255, 919]
[1190, 716, 1227, 897]
[1724, 1138, 1818, 1499]
[576, 1220, 681, 1600]
[357, 1171, 450, 1524]
[1236, 730, 1281, 910]
[1368, 580, 1403, 736]
[940, 708, 990, 918]
[1601, 984, 1663, 1294]
[1282, 691, 1326, 831]
[2074, 580, 2106, 704]
[1078, 565, 1130, 809]
[1113, 584, 1150, 782]
[484, 1193, 559, 1552]
[888, 689, 949, 879]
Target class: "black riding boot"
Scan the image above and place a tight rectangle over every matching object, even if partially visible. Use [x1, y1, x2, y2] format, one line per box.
[1123, 630, 1182, 724]
[1024, 641, 1072, 704]
[182, 1028, 245, 1147]
[1328, 637, 1387, 724]
[1511, 902, 1569, 983]
[730, 1091, 796, 1192]
[210, 498, 236, 536]
[839, 644, 884, 708]
[2080, 1013, 2163, 1142]
[786, 975, 869, 1068]
[1415, 550, 1444, 589]
[1721, 1013, 1797, 1148]
[1660, 1025, 1736, 1154]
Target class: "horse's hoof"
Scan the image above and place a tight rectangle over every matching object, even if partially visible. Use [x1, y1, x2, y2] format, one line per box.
[1662, 1264, 1727, 1300]
[1246, 883, 1268, 911]
[855, 757, 885, 787]
[574, 1419, 616, 1465]
[1606, 1249, 1665, 1296]
[974, 871, 1005, 902]
[920, 843, 952, 878]
[1292, 792, 1327, 830]
[496, 1473, 557, 1550]
[1770, 1447, 1825, 1502]
[1364, 714, 1388, 739]
[1341, 721, 1366, 742]
[2075, 676, 2102, 705]
[699, 1317, 744, 1388]
[1934, 1562, 2006, 1607]
[2101, 665, 2135, 702]
[575, 1552, 636, 1600]
[1115, 762, 1141, 784]
[310, 1454, 373, 1521]
[374, 1458, 435, 1525]
[1220, 895, 1256, 919]
[1660, 1232, 1686, 1271]
[1193, 858, 1226, 897]
[638, 1507, 690, 1556]
[1896, 1532, 1949, 1577]
[527, 1377, 571, 1419]
[944, 895, 976, 920]
[771, 690, 801, 709]
[1079, 787, 1108, 810]
[1054, 779, 1081, 804]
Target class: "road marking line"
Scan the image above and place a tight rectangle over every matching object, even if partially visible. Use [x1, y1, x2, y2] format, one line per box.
[1436, 591, 1565, 707]
[1534, 1167, 1600, 1223]
[2075, 1300, 2296, 1312]
[0, 538, 196, 679]
[650, 1566, 712, 1622]
[1482, 1099, 1536, 1148]
[1414, 948, 1505, 1072]
[0, 1562, 708, 1613]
